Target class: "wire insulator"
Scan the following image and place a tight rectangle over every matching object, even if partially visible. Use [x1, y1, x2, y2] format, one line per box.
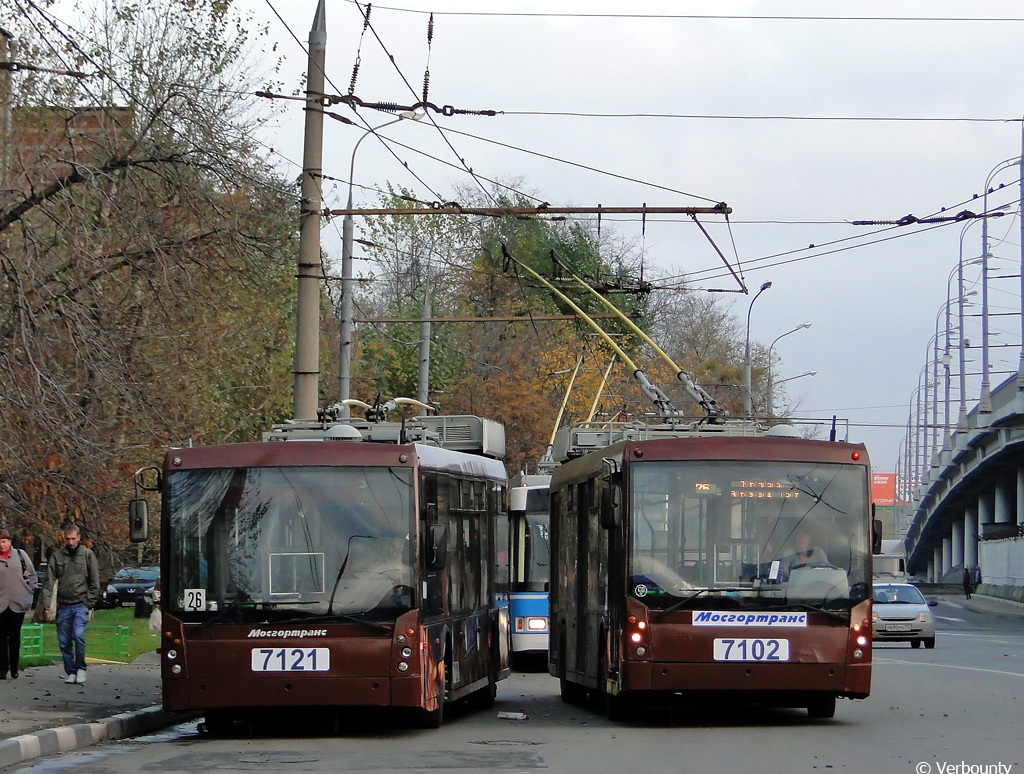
[375, 101, 403, 113]
[348, 59, 360, 96]
[363, 3, 372, 31]
[422, 70, 430, 103]
[427, 13, 434, 44]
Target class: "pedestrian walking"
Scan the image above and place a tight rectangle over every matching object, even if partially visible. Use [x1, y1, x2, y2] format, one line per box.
[974, 566, 982, 588]
[0, 528, 38, 679]
[962, 566, 972, 600]
[41, 525, 100, 685]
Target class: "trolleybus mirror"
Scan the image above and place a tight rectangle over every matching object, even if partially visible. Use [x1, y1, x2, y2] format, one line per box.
[427, 524, 448, 570]
[128, 498, 149, 543]
[600, 484, 622, 530]
[871, 505, 882, 554]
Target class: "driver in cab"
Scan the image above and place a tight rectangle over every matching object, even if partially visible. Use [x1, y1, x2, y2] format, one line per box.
[778, 530, 829, 580]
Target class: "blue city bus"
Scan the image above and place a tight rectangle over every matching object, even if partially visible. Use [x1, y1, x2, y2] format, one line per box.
[509, 472, 552, 659]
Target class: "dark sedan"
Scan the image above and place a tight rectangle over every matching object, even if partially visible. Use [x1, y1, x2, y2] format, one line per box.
[98, 567, 159, 609]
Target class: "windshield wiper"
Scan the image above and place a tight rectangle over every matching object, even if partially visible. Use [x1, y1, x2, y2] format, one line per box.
[327, 534, 375, 616]
[785, 601, 849, 622]
[654, 587, 751, 620]
[274, 610, 393, 631]
[191, 600, 247, 632]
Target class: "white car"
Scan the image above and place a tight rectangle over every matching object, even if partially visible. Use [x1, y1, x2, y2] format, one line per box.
[872, 582, 936, 648]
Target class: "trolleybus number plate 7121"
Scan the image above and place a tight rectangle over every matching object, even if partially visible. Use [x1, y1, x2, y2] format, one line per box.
[713, 638, 790, 662]
[251, 648, 330, 672]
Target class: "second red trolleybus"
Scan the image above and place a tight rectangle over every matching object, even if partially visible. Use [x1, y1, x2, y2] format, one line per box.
[548, 423, 873, 720]
[130, 411, 510, 730]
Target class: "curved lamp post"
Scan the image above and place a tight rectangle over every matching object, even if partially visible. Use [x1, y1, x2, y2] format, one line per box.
[338, 110, 424, 416]
[743, 280, 772, 419]
[766, 321, 811, 416]
[770, 370, 816, 415]
[979, 155, 1021, 413]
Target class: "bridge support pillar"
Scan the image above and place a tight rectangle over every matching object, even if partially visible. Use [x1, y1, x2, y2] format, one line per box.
[932, 545, 942, 582]
[965, 504, 979, 569]
[995, 477, 1014, 525]
[1016, 467, 1024, 528]
[951, 521, 964, 569]
[979, 491, 994, 539]
[941, 536, 952, 580]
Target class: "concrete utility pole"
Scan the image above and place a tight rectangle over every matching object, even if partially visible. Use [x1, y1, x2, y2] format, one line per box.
[1, 29, 15, 192]
[743, 281, 772, 419]
[293, 0, 327, 421]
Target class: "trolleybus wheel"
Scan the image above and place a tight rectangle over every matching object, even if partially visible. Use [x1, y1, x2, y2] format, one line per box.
[201, 710, 235, 736]
[557, 633, 587, 704]
[415, 703, 444, 729]
[469, 670, 497, 709]
[605, 690, 629, 721]
[806, 694, 836, 719]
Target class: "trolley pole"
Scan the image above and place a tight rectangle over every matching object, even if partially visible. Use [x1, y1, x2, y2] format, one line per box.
[293, 0, 327, 420]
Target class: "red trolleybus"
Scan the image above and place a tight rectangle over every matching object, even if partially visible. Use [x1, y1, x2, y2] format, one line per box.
[130, 413, 510, 730]
[548, 425, 873, 720]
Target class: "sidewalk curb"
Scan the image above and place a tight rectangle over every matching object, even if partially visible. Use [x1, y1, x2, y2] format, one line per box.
[0, 706, 196, 769]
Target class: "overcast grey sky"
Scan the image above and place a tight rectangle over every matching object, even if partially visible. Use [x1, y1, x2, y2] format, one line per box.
[250, 0, 1024, 471]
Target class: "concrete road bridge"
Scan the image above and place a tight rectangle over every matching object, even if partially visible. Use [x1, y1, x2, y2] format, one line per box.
[904, 372, 1024, 599]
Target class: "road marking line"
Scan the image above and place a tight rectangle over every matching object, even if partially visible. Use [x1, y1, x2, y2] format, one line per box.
[875, 658, 1024, 678]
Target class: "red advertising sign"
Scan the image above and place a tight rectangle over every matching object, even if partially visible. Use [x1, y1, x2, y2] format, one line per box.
[872, 472, 895, 507]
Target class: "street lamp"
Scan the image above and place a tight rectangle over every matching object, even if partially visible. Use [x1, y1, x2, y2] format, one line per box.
[770, 370, 816, 413]
[743, 280, 772, 419]
[766, 321, 811, 416]
[338, 110, 425, 416]
[979, 155, 1021, 413]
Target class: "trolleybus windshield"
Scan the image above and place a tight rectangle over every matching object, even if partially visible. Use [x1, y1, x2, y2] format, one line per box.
[514, 488, 551, 593]
[628, 460, 869, 610]
[165, 466, 414, 623]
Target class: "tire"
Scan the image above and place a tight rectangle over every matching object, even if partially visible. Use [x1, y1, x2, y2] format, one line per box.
[557, 628, 586, 704]
[807, 694, 836, 719]
[923, 637, 936, 649]
[605, 690, 630, 722]
[415, 703, 443, 729]
[910, 639, 922, 649]
[469, 672, 497, 710]
[201, 710, 235, 736]
[559, 674, 588, 704]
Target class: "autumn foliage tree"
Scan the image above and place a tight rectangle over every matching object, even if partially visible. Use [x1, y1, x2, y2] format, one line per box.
[0, 0, 303, 567]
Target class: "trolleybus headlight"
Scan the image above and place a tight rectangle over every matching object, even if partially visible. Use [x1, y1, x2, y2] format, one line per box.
[853, 649, 864, 659]
[856, 635, 868, 647]
[171, 664, 182, 674]
[166, 649, 177, 660]
[635, 646, 647, 657]
[527, 617, 547, 631]
[401, 647, 413, 659]
[396, 634, 406, 643]
[630, 632, 642, 644]
[396, 661, 409, 673]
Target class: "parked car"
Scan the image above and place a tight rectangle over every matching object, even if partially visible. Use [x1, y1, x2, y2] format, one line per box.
[872, 582, 937, 648]
[143, 575, 160, 606]
[97, 566, 159, 609]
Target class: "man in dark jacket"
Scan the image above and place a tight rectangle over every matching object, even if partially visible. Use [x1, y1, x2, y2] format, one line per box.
[42, 524, 100, 685]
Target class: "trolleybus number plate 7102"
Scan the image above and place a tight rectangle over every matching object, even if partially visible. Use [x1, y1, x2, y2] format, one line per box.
[713, 638, 790, 662]
[251, 648, 330, 672]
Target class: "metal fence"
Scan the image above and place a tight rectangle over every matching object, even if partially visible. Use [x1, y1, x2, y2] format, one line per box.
[21, 624, 131, 663]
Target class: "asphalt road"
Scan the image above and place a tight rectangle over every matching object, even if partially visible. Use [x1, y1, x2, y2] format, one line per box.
[8, 596, 1023, 774]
